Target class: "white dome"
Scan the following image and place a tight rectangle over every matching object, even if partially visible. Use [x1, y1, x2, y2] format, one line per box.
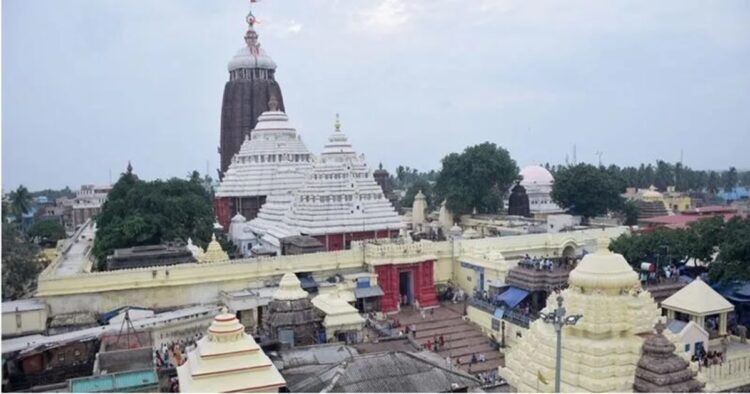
[520, 165, 554, 186]
[227, 45, 277, 71]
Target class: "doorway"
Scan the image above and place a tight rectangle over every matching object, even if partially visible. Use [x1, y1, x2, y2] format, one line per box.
[399, 271, 413, 306]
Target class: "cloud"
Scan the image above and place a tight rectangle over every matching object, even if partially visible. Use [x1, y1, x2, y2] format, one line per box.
[356, 0, 411, 33]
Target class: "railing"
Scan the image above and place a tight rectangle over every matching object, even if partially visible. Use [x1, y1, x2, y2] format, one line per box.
[467, 297, 535, 329]
[702, 349, 750, 392]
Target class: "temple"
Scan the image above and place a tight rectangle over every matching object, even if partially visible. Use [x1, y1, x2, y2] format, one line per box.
[176, 308, 286, 392]
[516, 165, 564, 216]
[500, 238, 662, 392]
[633, 322, 704, 393]
[219, 10, 286, 177]
[215, 98, 313, 227]
[247, 115, 403, 252]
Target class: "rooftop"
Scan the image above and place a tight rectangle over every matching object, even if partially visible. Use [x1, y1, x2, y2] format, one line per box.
[662, 277, 734, 316]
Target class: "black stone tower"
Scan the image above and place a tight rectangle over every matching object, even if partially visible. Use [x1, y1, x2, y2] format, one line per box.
[219, 10, 285, 177]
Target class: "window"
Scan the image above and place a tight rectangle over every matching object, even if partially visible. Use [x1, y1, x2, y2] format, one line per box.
[684, 344, 690, 352]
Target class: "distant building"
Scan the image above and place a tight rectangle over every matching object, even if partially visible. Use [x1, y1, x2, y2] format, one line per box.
[106, 243, 196, 271]
[639, 205, 745, 231]
[516, 165, 564, 216]
[719, 186, 749, 203]
[71, 184, 112, 229]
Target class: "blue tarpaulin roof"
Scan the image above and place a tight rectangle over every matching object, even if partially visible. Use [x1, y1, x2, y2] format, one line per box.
[494, 308, 505, 318]
[494, 287, 530, 309]
[299, 276, 318, 290]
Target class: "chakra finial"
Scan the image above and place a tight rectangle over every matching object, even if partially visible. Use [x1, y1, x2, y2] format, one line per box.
[246, 10, 257, 27]
[335, 113, 341, 132]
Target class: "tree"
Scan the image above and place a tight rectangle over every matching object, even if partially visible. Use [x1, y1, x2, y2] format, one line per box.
[2, 222, 43, 300]
[28, 220, 66, 244]
[609, 228, 690, 269]
[623, 200, 640, 226]
[434, 142, 519, 216]
[654, 160, 674, 191]
[9, 185, 32, 222]
[707, 171, 720, 194]
[708, 216, 750, 284]
[723, 167, 738, 192]
[400, 178, 434, 209]
[92, 166, 215, 270]
[551, 164, 624, 222]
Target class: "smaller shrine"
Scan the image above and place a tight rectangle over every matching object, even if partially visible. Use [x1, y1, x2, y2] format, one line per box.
[264, 273, 323, 346]
[507, 182, 531, 217]
[176, 308, 286, 393]
[312, 284, 365, 343]
[633, 322, 704, 392]
[198, 234, 229, 263]
[662, 277, 734, 343]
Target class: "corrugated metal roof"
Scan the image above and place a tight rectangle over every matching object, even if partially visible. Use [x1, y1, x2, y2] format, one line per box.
[354, 285, 385, 298]
[69, 369, 157, 393]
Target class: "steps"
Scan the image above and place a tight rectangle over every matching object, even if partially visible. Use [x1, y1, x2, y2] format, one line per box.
[392, 303, 504, 375]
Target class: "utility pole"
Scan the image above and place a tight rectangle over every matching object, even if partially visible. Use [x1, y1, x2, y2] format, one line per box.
[538, 295, 583, 393]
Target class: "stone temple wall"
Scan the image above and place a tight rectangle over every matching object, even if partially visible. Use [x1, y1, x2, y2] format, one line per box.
[36, 228, 627, 316]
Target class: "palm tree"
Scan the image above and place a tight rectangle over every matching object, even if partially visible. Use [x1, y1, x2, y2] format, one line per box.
[10, 185, 32, 222]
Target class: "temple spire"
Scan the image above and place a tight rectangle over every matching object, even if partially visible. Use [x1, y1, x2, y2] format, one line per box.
[335, 113, 341, 132]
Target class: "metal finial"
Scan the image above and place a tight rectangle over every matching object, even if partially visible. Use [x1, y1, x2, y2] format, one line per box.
[335, 113, 341, 132]
[655, 320, 666, 335]
[246, 10, 256, 27]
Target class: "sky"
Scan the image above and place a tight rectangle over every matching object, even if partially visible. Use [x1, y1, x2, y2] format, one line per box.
[3, 0, 750, 191]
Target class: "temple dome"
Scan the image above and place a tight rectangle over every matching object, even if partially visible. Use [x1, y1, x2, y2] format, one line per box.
[227, 12, 276, 72]
[274, 272, 309, 301]
[568, 238, 639, 290]
[228, 45, 277, 71]
[198, 234, 229, 263]
[520, 165, 554, 186]
[633, 323, 704, 392]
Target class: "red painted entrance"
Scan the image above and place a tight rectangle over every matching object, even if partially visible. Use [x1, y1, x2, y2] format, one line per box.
[375, 260, 438, 313]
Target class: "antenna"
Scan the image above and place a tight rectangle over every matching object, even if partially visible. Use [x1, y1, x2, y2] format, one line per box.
[573, 144, 577, 165]
[680, 149, 684, 164]
[596, 151, 603, 167]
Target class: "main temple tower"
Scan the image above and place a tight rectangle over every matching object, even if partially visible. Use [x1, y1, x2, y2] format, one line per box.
[219, 10, 285, 177]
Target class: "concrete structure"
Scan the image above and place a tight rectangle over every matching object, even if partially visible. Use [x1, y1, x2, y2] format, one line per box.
[248, 115, 402, 252]
[177, 308, 286, 392]
[34, 228, 627, 317]
[227, 213, 257, 257]
[106, 243, 195, 270]
[633, 323, 704, 392]
[264, 273, 322, 346]
[311, 284, 365, 342]
[219, 10, 286, 176]
[197, 234, 229, 264]
[666, 319, 709, 357]
[1, 299, 48, 338]
[662, 277, 735, 342]
[216, 102, 313, 226]
[412, 190, 427, 231]
[518, 165, 563, 216]
[71, 184, 111, 229]
[500, 238, 661, 392]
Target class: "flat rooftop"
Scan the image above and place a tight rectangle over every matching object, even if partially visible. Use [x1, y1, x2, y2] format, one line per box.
[53, 221, 96, 277]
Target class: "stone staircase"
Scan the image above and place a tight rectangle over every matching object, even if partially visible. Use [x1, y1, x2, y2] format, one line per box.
[395, 303, 503, 375]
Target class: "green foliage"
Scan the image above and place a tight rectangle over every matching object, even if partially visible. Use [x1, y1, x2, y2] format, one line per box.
[709, 216, 750, 284]
[723, 167, 738, 192]
[623, 200, 640, 226]
[2, 223, 43, 300]
[29, 186, 75, 200]
[28, 220, 66, 243]
[92, 168, 214, 270]
[434, 142, 519, 216]
[610, 216, 750, 284]
[551, 164, 624, 220]
[400, 179, 434, 209]
[9, 185, 32, 222]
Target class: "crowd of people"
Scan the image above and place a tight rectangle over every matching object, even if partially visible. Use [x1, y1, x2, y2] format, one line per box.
[640, 263, 680, 285]
[153, 335, 200, 370]
[692, 349, 725, 369]
[518, 255, 575, 271]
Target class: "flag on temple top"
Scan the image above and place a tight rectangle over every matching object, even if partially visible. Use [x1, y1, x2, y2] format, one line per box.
[537, 370, 548, 385]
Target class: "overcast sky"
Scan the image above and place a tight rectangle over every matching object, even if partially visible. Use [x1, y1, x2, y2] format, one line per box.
[3, 0, 749, 191]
